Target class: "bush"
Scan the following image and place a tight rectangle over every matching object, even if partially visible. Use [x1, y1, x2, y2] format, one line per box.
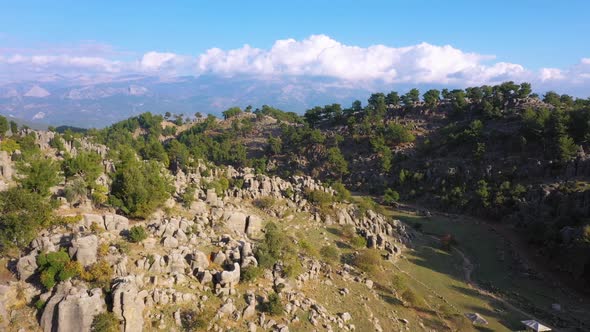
[253, 196, 276, 210]
[34, 298, 46, 310]
[180, 309, 207, 331]
[255, 223, 285, 268]
[353, 249, 382, 274]
[320, 245, 340, 261]
[91, 185, 108, 206]
[109, 156, 172, 218]
[0, 187, 52, 254]
[349, 235, 367, 249]
[332, 181, 351, 202]
[299, 239, 319, 257]
[356, 196, 383, 216]
[37, 250, 81, 289]
[261, 293, 283, 316]
[241, 266, 263, 282]
[306, 189, 334, 207]
[91, 312, 120, 332]
[383, 189, 400, 205]
[401, 288, 421, 307]
[181, 186, 196, 208]
[128, 226, 148, 243]
[81, 260, 113, 290]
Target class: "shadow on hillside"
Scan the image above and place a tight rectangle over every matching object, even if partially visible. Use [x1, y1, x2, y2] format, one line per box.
[451, 284, 523, 330]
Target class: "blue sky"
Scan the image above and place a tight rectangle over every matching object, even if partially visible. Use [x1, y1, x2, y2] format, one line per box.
[1, 1, 589, 94]
[2, 0, 589, 68]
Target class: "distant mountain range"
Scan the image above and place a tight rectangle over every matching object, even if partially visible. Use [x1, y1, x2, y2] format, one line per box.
[0, 75, 377, 128]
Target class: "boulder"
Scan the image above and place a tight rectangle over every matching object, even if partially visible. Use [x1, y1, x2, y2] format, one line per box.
[218, 262, 240, 287]
[169, 251, 187, 274]
[40, 281, 105, 332]
[112, 276, 149, 332]
[162, 236, 179, 248]
[246, 215, 262, 238]
[190, 250, 210, 270]
[206, 189, 218, 204]
[103, 214, 129, 232]
[69, 235, 98, 267]
[224, 211, 248, 235]
[16, 251, 38, 281]
[82, 214, 104, 229]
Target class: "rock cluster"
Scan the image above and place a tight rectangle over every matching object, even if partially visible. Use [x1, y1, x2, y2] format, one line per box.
[40, 281, 105, 332]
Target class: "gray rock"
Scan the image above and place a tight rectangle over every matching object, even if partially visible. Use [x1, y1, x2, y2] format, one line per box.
[218, 262, 240, 287]
[112, 276, 149, 332]
[69, 235, 98, 267]
[190, 250, 210, 270]
[246, 215, 262, 238]
[162, 236, 179, 248]
[82, 213, 104, 229]
[103, 214, 129, 232]
[16, 251, 38, 281]
[224, 211, 248, 235]
[40, 281, 105, 332]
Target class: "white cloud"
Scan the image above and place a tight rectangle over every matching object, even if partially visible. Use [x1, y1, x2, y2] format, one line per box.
[2, 54, 121, 72]
[195, 35, 516, 85]
[140, 52, 178, 70]
[0, 35, 588, 95]
[32, 111, 46, 120]
[540, 68, 565, 81]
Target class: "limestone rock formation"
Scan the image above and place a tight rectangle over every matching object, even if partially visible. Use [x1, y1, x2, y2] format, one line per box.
[69, 234, 98, 267]
[40, 281, 105, 332]
[112, 276, 149, 332]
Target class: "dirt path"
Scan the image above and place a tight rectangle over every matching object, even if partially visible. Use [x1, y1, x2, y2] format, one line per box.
[421, 233, 554, 329]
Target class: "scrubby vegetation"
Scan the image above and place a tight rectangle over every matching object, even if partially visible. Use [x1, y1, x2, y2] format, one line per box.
[128, 225, 148, 243]
[91, 312, 120, 332]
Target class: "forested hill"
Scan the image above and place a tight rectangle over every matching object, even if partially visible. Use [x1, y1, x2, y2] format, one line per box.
[70, 81, 590, 285]
[1, 80, 590, 331]
[1, 82, 589, 268]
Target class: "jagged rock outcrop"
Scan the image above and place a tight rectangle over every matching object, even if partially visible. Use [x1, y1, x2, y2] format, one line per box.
[40, 281, 105, 332]
[16, 251, 38, 281]
[112, 276, 149, 332]
[69, 234, 98, 267]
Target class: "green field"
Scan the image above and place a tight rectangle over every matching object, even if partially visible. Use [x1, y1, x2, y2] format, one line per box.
[390, 209, 590, 331]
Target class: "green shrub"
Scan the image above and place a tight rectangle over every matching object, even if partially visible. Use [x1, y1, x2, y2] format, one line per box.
[253, 196, 276, 210]
[181, 186, 196, 208]
[91, 312, 120, 332]
[241, 266, 263, 282]
[383, 189, 400, 205]
[298, 239, 319, 257]
[306, 189, 334, 207]
[401, 288, 421, 307]
[0, 187, 52, 254]
[109, 156, 172, 218]
[261, 293, 283, 316]
[128, 226, 148, 243]
[349, 235, 367, 248]
[353, 249, 382, 274]
[391, 274, 407, 291]
[332, 181, 351, 202]
[34, 298, 46, 311]
[37, 250, 81, 289]
[180, 309, 207, 331]
[320, 245, 340, 261]
[81, 260, 113, 290]
[282, 259, 303, 278]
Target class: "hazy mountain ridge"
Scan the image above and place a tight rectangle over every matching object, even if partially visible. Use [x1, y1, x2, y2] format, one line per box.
[0, 75, 373, 128]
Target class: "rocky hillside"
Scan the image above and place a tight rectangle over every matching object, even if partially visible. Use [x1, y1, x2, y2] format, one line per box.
[1, 81, 590, 331]
[0, 127, 422, 331]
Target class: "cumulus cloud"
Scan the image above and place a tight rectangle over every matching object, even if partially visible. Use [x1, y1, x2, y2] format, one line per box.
[0, 34, 588, 95]
[195, 35, 521, 85]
